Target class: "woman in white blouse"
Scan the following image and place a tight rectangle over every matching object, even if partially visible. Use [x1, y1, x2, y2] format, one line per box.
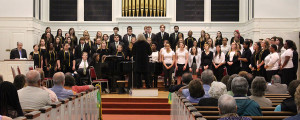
[189, 46, 201, 79]
[150, 42, 160, 88]
[207, 38, 215, 52]
[264, 44, 279, 82]
[162, 43, 175, 88]
[213, 45, 225, 81]
[175, 42, 189, 85]
[189, 40, 201, 55]
[280, 40, 294, 85]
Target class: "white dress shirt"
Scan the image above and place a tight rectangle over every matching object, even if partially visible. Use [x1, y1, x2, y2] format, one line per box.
[264, 52, 279, 71]
[79, 60, 89, 69]
[213, 52, 225, 64]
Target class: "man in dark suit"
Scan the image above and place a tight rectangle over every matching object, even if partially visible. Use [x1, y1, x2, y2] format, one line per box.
[123, 26, 136, 49]
[10, 42, 27, 59]
[109, 27, 122, 44]
[108, 35, 124, 55]
[145, 26, 156, 43]
[74, 37, 90, 59]
[156, 24, 169, 51]
[132, 34, 152, 88]
[75, 52, 92, 85]
[169, 26, 184, 50]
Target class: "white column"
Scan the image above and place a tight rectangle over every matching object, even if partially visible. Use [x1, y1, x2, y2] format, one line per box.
[41, 0, 49, 22]
[239, 0, 247, 22]
[77, 0, 84, 22]
[204, 0, 211, 22]
[112, 0, 122, 22]
[168, 0, 176, 22]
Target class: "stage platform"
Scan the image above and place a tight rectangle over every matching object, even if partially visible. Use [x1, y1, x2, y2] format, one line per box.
[102, 91, 169, 98]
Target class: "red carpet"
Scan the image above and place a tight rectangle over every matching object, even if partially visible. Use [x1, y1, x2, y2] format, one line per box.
[102, 97, 171, 119]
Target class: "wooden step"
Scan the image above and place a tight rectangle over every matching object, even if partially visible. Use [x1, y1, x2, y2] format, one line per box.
[102, 98, 168, 103]
[102, 102, 170, 109]
[102, 108, 170, 115]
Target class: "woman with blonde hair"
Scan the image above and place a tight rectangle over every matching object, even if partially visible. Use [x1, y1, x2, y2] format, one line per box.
[225, 42, 241, 75]
[175, 42, 189, 85]
[83, 30, 93, 48]
[201, 43, 214, 70]
[94, 31, 103, 44]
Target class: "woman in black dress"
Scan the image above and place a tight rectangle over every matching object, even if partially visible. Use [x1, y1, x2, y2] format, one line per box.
[230, 30, 244, 44]
[57, 43, 75, 73]
[69, 28, 78, 46]
[249, 42, 261, 76]
[54, 37, 62, 54]
[97, 41, 109, 63]
[55, 29, 65, 44]
[225, 42, 241, 75]
[257, 40, 270, 79]
[39, 39, 48, 76]
[46, 43, 57, 77]
[29, 44, 43, 69]
[198, 30, 206, 50]
[215, 31, 223, 46]
[201, 43, 213, 70]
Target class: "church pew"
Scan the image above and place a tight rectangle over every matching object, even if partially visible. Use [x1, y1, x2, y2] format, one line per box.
[39, 106, 52, 120]
[203, 116, 290, 120]
[59, 99, 69, 120]
[25, 111, 41, 120]
[68, 96, 76, 120]
[50, 102, 62, 120]
[85, 90, 93, 120]
[92, 87, 100, 120]
[13, 117, 27, 120]
[71, 93, 82, 120]
[265, 94, 290, 96]
[197, 111, 296, 116]
[80, 92, 87, 120]
[194, 106, 275, 111]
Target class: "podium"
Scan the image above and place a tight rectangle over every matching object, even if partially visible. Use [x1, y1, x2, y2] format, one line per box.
[0, 59, 34, 82]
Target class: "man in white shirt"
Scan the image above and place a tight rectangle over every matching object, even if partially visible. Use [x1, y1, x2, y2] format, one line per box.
[75, 52, 91, 85]
[18, 70, 51, 109]
[265, 75, 288, 94]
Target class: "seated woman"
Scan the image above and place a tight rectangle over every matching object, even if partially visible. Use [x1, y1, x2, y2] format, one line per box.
[275, 80, 300, 113]
[198, 81, 227, 106]
[64, 73, 93, 94]
[249, 77, 272, 107]
[0, 81, 24, 118]
[13, 74, 26, 90]
[187, 79, 205, 103]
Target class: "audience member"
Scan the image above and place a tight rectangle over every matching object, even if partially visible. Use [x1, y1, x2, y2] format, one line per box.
[275, 80, 300, 113]
[220, 75, 229, 86]
[169, 73, 192, 92]
[18, 70, 51, 110]
[249, 77, 272, 107]
[231, 77, 262, 116]
[35, 68, 58, 102]
[198, 81, 227, 106]
[0, 82, 24, 118]
[186, 79, 205, 103]
[0, 74, 3, 83]
[226, 74, 239, 96]
[265, 75, 288, 94]
[284, 85, 300, 120]
[218, 94, 252, 120]
[64, 73, 93, 94]
[13, 74, 26, 90]
[50, 72, 73, 100]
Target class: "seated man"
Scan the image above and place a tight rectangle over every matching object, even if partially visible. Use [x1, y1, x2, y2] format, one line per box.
[18, 70, 51, 109]
[181, 70, 213, 98]
[265, 75, 288, 94]
[169, 73, 192, 92]
[50, 72, 73, 100]
[218, 94, 252, 120]
[75, 52, 91, 85]
[231, 77, 262, 116]
[186, 79, 205, 103]
[10, 42, 27, 59]
[284, 85, 300, 120]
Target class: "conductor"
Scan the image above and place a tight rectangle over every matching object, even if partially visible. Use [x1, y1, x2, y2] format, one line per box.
[132, 34, 152, 88]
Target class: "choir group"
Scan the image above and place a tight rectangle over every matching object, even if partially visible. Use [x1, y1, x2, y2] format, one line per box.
[10, 25, 298, 92]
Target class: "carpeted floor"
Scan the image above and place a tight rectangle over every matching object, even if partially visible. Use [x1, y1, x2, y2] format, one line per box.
[102, 114, 170, 120]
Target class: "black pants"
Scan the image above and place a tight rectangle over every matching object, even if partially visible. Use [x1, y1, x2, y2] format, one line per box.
[163, 64, 173, 87]
[76, 68, 90, 85]
[266, 70, 278, 82]
[213, 64, 224, 81]
[135, 71, 150, 88]
[282, 68, 294, 85]
[149, 75, 158, 88]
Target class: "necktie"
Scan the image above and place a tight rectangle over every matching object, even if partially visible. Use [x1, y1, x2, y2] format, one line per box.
[148, 34, 151, 38]
[81, 44, 84, 51]
[128, 35, 131, 43]
[116, 42, 118, 49]
[161, 32, 164, 39]
[175, 33, 178, 39]
[83, 60, 86, 75]
[19, 50, 22, 58]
